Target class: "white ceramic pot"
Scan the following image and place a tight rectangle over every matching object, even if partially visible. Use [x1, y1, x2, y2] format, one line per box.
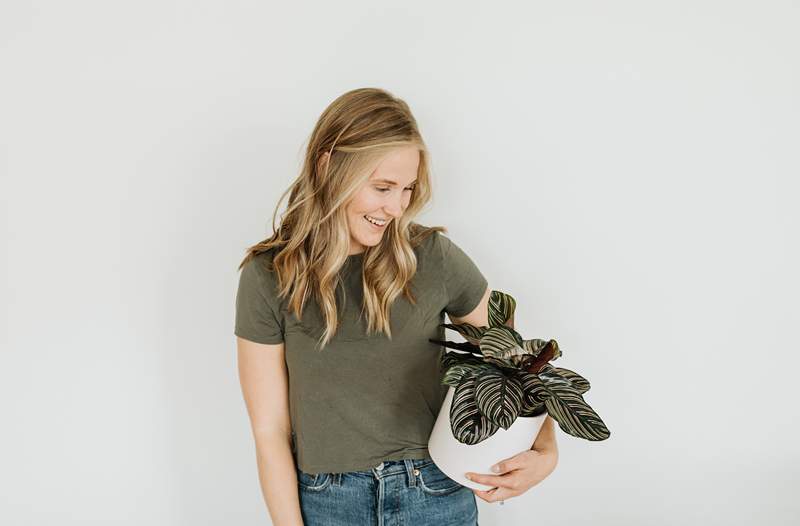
[428, 385, 548, 491]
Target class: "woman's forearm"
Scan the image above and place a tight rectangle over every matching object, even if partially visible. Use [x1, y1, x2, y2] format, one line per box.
[531, 415, 558, 454]
[254, 433, 304, 526]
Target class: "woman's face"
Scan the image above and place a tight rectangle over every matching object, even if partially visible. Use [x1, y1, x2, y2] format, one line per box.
[346, 146, 419, 255]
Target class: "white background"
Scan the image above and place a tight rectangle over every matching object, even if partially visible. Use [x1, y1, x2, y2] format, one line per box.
[2, 1, 798, 525]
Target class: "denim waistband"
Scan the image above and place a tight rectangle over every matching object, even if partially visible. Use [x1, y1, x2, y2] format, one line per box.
[328, 457, 434, 486]
[372, 458, 432, 474]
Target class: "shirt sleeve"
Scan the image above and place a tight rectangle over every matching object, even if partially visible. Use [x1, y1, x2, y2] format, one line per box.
[438, 232, 489, 317]
[234, 255, 285, 344]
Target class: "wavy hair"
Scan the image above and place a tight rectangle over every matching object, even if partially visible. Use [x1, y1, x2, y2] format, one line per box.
[238, 87, 447, 349]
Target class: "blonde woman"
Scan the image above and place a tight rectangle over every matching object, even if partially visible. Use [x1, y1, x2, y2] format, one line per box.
[234, 88, 557, 525]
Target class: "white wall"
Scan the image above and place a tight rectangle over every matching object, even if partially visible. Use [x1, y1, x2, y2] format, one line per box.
[2, 1, 797, 524]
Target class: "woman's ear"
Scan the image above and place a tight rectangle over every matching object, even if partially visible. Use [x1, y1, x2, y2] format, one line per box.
[316, 151, 330, 175]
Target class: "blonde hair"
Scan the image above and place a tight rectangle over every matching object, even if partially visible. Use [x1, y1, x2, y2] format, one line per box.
[239, 87, 447, 349]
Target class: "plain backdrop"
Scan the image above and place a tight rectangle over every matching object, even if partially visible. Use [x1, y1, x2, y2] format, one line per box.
[2, 1, 798, 525]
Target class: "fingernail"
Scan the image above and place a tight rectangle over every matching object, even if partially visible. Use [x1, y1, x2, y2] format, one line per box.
[465, 473, 472, 480]
[491, 465, 500, 473]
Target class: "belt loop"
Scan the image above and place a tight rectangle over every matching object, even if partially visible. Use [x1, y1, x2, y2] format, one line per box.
[404, 459, 417, 487]
[332, 472, 342, 486]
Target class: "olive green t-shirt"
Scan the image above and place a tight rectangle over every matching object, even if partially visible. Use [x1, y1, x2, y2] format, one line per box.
[234, 229, 488, 475]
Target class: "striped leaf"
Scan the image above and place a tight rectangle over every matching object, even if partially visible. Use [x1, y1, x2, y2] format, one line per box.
[450, 375, 500, 445]
[539, 370, 610, 441]
[442, 363, 475, 387]
[513, 371, 552, 405]
[519, 398, 547, 417]
[550, 366, 590, 394]
[440, 322, 487, 344]
[479, 326, 527, 368]
[473, 369, 524, 429]
[488, 290, 516, 328]
[521, 338, 551, 357]
[429, 338, 482, 356]
[441, 355, 494, 387]
[442, 350, 482, 370]
[504, 325, 525, 346]
[515, 368, 549, 417]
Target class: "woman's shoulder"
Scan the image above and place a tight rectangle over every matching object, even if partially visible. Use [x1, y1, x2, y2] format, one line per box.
[239, 246, 282, 288]
[411, 225, 472, 269]
[409, 222, 448, 258]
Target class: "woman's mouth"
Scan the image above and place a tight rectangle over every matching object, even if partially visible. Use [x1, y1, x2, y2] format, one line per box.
[364, 215, 388, 230]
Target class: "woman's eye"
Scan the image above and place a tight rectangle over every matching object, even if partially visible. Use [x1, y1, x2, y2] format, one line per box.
[376, 186, 416, 193]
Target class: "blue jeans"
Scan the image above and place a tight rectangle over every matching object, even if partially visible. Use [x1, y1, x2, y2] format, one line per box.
[296, 458, 479, 525]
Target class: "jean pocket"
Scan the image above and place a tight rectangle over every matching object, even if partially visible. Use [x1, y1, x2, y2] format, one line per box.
[296, 467, 332, 492]
[417, 462, 464, 496]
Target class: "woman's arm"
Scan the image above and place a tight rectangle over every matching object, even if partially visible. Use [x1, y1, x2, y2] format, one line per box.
[447, 285, 491, 327]
[237, 336, 304, 526]
[531, 415, 558, 454]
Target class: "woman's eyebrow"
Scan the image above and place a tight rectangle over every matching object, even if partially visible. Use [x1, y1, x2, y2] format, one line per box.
[373, 178, 418, 186]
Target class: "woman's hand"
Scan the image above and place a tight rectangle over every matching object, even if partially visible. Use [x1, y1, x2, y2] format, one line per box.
[464, 445, 558, 504]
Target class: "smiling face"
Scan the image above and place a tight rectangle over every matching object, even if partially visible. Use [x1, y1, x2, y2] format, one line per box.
[346, 145, 420, 255]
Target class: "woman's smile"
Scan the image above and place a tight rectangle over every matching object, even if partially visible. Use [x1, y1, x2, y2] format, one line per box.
[364, 215, 388, 230]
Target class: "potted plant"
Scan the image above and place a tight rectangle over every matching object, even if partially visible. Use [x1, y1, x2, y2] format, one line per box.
[427, 290, 610, 491]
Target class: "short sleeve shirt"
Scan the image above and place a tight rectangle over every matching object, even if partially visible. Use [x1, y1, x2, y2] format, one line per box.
[234, 229, 488, 474]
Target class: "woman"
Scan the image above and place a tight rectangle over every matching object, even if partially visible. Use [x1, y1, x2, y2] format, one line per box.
[234, 88, 556, 525]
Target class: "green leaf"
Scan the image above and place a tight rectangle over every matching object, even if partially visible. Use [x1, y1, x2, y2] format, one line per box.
[519, 399, 547, 417]
[441, 352, 491, 386]
[429, 338, 482, 355]
[478, 326, 527, 368]
[473, 369, 524, 429]
[441, 350, 484, 369]
[450, 375, 500, 445]
[550, 366, 590, 394]
[440, 322, 487, 344]
[521, 338, 552, 357]
[488, 290, 516, 328]
[539, 370, 610, 441]
[514, 371, 551, 405]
